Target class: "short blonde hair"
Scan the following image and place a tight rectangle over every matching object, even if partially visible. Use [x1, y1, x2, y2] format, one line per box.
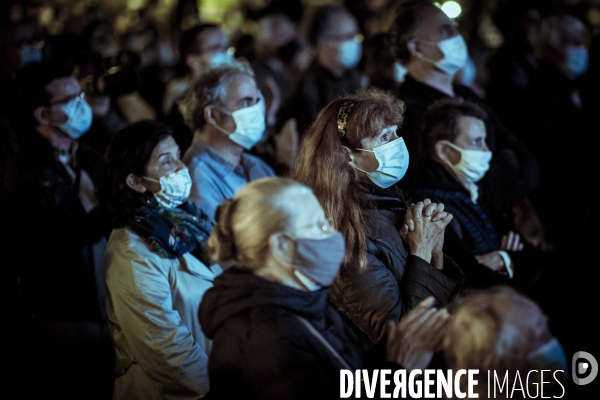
[209, 177, 313, 270]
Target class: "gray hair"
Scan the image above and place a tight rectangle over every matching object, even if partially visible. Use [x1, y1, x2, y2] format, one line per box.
[533, 14, 589, 60]
[178, 59, 255, 132]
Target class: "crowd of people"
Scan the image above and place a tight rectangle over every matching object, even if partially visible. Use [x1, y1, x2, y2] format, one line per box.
[1, 0, 598, 399]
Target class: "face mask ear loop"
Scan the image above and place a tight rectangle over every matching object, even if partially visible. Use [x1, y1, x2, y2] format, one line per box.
[212, 121, 233, 136]
[414, 38, 440, 64]
[142, 176, 160, 184]
[353, 165, 372, 177]
[342, 146, 373, 175]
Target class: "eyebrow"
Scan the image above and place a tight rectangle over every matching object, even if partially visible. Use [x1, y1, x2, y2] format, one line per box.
[50, 91, 81, 105]
[237, 96, 257, 106]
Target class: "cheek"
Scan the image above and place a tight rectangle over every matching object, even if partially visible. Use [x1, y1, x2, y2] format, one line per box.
[221, 114, 236, 130]
[354, 151, 380, 171]
[144, 180, 161, 194]
[46, 108, 68, 124]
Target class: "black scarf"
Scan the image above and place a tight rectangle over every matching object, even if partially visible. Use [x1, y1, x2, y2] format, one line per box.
[117, 199, 213, 266]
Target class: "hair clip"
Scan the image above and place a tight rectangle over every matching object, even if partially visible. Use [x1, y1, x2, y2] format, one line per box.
[337, 100, 355, 139]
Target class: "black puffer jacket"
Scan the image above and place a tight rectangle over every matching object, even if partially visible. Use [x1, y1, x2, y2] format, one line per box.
[199, 268, 364, 400]
[329, 184, 464, 351]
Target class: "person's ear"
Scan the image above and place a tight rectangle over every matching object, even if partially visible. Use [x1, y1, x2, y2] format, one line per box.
[126, 173, 148, 194]
[342, 146, 356, 166]
[407, 39, 422, 59]
[436, 140, 460, 165]
[434, 140, 448, 161]
[204, 105, 219, 126]
[269, 232, 294, 263]
[34, 106, 49, 125]
[185, 53, 204, 75]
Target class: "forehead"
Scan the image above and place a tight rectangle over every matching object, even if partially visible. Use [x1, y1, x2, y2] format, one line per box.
[413, 5, 454, 36]
[194, 28, 227, 53]
[455, 115, 486, 140]
[224, 74, 258, 101]
[150, 136, 178, 159]
[324, 11, 358, 36]
[44, 76, 80, 102]
[558, 23, 588, 45]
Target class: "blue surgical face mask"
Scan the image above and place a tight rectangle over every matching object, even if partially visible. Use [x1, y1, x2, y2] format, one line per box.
[213, 99, 266, 150]
[50, 93, 93, 140]
[420, 34, 469, 76]
[563, 45, 588, 79]
[208, 51, 234, 68]
[19, 42, 43, 68]
[394, 61, 408, 83]
[338, 38, 362, 69]
[351, 137, 410, 188]
[527, 337, 568, 375]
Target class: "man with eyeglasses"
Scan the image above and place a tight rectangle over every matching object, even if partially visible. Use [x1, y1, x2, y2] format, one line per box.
[276, 4, 367, 138]
[179, 59, 276, 226]
[4, 60, 114, 399]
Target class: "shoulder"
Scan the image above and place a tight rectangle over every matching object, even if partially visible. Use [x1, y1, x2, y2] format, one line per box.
[105, 228, 165, 275]
[242, 152, 276, 176]
[183, 139, 211, 166]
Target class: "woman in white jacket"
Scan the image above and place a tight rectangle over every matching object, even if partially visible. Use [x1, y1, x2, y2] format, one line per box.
[102, 120, 221, 399]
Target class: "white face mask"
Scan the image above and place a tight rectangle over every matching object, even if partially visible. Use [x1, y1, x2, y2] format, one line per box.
[563, 45, 588, 78]
[143, 167, 192, 209]
[214, 100, 266, 150]
[443, 140, 492, 185]
[338, 39, 362, 69]
[351, 137, 410, 188]
[421, 34, 468, 76]
[51, 94, 93, 140]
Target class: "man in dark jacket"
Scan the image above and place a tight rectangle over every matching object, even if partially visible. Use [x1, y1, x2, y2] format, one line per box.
[276, 4, 366, 137]
[4, 60, 114, 399]
[388, 0, 540, 212]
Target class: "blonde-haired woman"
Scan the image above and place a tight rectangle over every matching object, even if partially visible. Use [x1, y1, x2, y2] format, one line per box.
[199, 176, 451, 399]
[289, 86, 465, 353]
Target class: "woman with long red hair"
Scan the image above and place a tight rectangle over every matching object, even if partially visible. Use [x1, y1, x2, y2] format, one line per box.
[289, 86, 464, 354]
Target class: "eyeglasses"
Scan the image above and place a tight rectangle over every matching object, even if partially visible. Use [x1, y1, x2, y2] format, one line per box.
[298, 217, 336, 234]
[322, 33, 364, 44]
[49, 91, 85, 107]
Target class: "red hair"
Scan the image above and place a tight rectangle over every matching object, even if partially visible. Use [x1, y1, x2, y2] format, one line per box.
[289, 86, 405, 270]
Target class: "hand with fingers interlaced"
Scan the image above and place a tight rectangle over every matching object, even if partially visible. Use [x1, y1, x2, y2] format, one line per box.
[399, 199, 453, 269]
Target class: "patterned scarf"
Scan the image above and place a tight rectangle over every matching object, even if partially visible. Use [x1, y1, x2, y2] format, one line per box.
[118, 199, 213, 266]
